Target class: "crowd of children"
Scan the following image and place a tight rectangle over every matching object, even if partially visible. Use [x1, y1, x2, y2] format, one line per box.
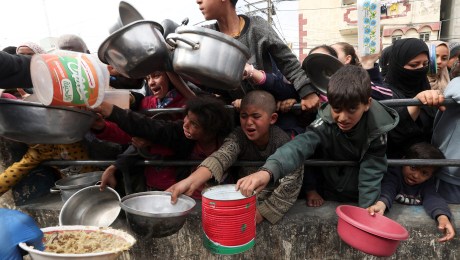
[1, 0, 460, 251]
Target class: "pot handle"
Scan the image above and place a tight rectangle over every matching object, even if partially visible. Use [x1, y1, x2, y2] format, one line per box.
[166, 33, 200, 50]
[50, 186, 61, 193]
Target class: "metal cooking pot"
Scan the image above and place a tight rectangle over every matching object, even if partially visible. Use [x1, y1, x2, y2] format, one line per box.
[51, 171, 103, 202]
[120, 191, 196, 238]
[0, 99, 96, 144]
[60, 185, 121, 227]
[98, 20, 170, 79]
[166, 26, 250, 90]
[109, 1, 144, 34]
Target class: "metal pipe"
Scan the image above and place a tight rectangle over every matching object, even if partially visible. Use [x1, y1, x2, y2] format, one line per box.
[42, 159, 460, 167]
[142, 98, 459, 115]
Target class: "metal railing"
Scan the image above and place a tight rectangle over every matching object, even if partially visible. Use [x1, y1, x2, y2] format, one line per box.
[40, 98, 459, 168]
[142, 98, 459, 115]
[41, 159, 460, 168]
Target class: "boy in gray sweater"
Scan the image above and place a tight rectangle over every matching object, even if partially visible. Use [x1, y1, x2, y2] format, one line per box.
[168, 90, 303, 224]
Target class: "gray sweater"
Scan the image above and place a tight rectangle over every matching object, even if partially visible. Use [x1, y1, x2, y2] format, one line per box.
[208, 15, 316, 98]
[199, 126, 303, 224]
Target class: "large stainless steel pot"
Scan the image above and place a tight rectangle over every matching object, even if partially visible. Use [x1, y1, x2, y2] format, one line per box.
[51, 171, 103, 202]
[120, 191, 196, 238]
[98, 20, 170, 79]
[60, 185, 121, 227]
[166, 26, 250, 90]
[0, 99, 96, 144]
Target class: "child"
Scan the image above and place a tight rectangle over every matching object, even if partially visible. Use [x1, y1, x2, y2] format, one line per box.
[0, 142, 95, 196]
[236, 65, 399, 209]
[95, 96, 234, 196]
[367, 142, 455, 242]
[167, 90, 303, 224]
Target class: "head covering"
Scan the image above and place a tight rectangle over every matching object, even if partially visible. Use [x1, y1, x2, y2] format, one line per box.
[449, 42, 460, 58]
[57, 34, 90, 53]
[2, 46, 17, 54]
[427, 41, 450, 93]
[379, 45, 392, 78]
[15, 42, 45, 54]
[385, 38, 430, 98]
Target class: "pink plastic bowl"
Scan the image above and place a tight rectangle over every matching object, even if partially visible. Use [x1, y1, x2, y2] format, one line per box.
[336, 205, 409, 257]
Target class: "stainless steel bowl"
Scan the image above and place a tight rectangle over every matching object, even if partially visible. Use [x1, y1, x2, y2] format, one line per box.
[59, 185, 121, 227]
[98, 20, 170, 79]
[0, 99, 96, 144]
[120, 191, 196, 238]
[52, 171, 103, 202]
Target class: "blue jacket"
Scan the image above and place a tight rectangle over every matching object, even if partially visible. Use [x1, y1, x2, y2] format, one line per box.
[379, 166, 452, 220]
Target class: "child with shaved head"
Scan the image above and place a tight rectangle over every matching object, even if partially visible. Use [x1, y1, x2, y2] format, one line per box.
[167, 90, 303, 224]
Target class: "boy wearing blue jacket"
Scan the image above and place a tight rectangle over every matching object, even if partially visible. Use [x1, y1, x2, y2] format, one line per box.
[367, 142, 455, 242]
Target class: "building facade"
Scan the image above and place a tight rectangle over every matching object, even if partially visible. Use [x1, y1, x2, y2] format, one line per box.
[297, 0, 443, 61]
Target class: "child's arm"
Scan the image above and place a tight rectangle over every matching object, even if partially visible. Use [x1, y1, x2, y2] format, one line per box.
[437, 215, 456, 242]
[258, 166, 303, 224]
[367, 167, 402, 215]
[168, 130, 242, 203]
[167, 166, 213, 204]
[357, 135, 388, 208]
[100, 164, 118, 191]
[422, 178, 455, 242]
[237, 128, 322, 197]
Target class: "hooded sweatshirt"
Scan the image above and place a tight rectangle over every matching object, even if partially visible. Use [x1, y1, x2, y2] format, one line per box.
[432, 77, 460, 186]
[261, 100, 399, 207]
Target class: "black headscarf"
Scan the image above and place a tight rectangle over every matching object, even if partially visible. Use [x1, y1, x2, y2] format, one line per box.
[379, 45, 392, 78]
[385, 38, 430, 98]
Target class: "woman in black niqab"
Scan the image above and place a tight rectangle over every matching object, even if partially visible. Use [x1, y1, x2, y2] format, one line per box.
[384, 38, 445, 159]
[385, 38, 431, 98]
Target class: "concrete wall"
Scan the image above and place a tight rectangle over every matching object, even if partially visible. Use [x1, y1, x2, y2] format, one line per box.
[21, 194, 460, 259]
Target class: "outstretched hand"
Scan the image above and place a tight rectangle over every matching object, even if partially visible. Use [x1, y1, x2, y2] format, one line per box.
[100, 165, 117, 191]
[300, 93, 320, 111]
[235, 170, 271, 197]
[277, 98, 297, 113]
[437, 215, 455, 242]
[166, 178, 197, 204]
[166, 167, 212, 204]
[367, 201, 386, 216]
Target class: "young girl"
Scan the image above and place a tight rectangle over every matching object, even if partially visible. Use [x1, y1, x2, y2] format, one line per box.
[95, 96, 234, 196]
[427, 41, 450, 93]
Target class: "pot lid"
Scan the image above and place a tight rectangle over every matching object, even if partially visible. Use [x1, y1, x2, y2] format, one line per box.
[302, 53, 343, 95]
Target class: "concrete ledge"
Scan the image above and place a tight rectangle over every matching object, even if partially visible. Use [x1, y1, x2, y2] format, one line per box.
[21, 194, 460, 259]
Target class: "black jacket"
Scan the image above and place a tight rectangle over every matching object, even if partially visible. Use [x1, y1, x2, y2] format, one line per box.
[0, 51, 33, 88]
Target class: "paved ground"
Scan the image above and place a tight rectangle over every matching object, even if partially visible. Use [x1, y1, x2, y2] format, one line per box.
[0, 164, 18, 210]
[0, 190, 17, 209]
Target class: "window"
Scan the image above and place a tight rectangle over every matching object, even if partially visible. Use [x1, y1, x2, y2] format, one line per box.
[392, 35, 402, 43]
[419, 32, 430, 42]
[342, 0, 356, 5]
